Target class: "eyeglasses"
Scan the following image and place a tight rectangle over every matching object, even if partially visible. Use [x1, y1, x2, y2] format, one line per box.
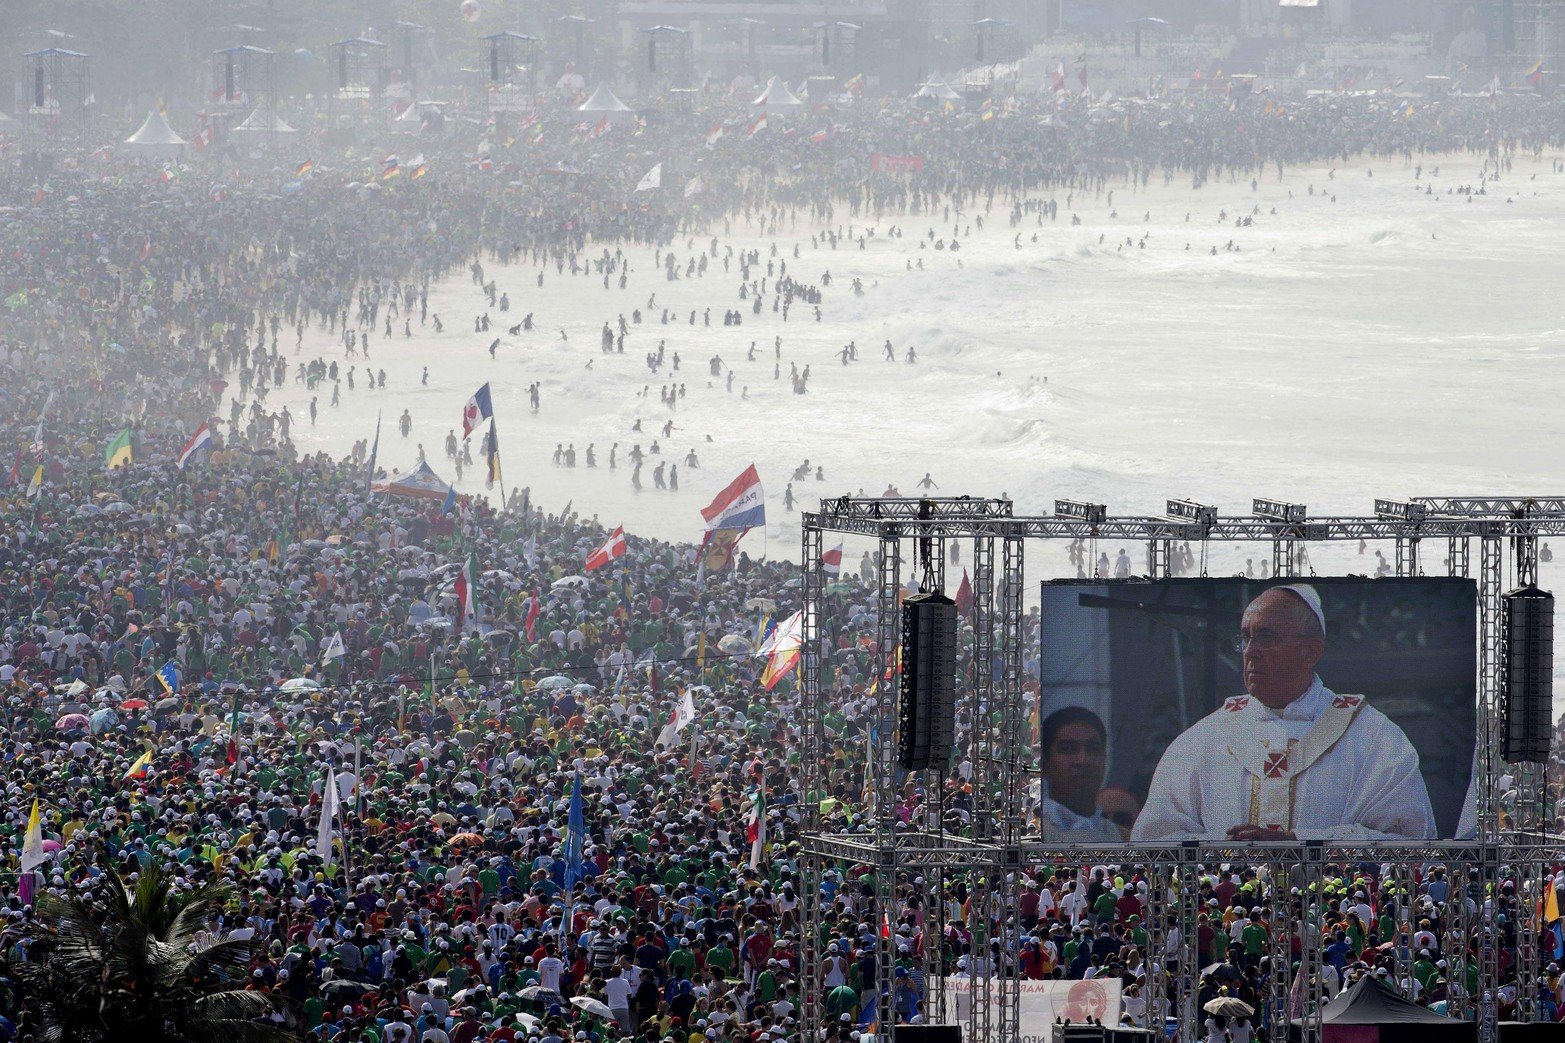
[1230, 629, 1314, 653]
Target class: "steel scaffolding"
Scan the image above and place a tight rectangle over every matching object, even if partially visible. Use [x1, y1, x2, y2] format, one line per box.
[800, 495, 1565, 1043]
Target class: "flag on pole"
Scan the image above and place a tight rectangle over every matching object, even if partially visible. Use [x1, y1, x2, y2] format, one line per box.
[454, 554, 476, 628]
[525, 588, 541, 643]
[156, 661, 181, 694]
[705, 123, 724, 148]
[656, 687, 698, 747]
[701, 464, 766, 530]
[105, 428, 133, 470]
[1052, 63, 1066, 91]
[462, 382, 494, 438]
[26, 465, 43, 499]
[176, 423, 213, 470]
[366, 413, 381, 494]
[746, 786, 767, 869]
[19, 799, 44, 873]
[316, 768, 338, 866]
[482, 421, 502, 487]
[563, 774, 586, 888]
[684, 175, 704, 199]
[295, 158, 315, 177]
[585, 526, 627, 571]
[321, 632, 346, 665]
[954, 569, 974, 616]
[635, 163, 662, 192]
[122, 750, 153, 781]
[747, 114, 767, 138]
[822, 541, 844, 577]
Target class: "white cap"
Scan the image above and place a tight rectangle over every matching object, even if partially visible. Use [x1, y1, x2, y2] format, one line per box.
[1278, 583, 1325, 636]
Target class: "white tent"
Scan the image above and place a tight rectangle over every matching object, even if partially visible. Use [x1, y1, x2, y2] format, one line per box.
[577, 84, 635, 124]
[123, 109, 187, 159]
[229, 100, 297, 141]
[752, 76, 804, 115]
[915, 81, 962, 101]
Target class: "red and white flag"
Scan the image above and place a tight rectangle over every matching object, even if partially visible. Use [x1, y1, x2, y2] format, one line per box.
[585, 526, 627, 572]
[746, 114, 767, 138]
[822, 542, 843, 577]
[1052, 63, 1066, 92]
[453, 554, 476, 628]
[524, 588, 541, 642]
[706, 123, 724, 148]
[656, 687, 698, 747]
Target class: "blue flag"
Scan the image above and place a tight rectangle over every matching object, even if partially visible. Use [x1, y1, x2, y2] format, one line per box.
[156, 661, 181, 694]
[563, 774, 586, 888]
[441, 484, 457, 515]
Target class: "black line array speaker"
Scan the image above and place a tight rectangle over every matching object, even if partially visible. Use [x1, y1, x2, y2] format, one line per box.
[900, 591, 956, 770]
[1503, 584, 1554, 764]
[896, 1026, 960, 1043]
[35, 66, 45, 108]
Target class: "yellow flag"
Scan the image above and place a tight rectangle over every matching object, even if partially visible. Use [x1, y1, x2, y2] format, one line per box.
[1546, 880, 1560, 924]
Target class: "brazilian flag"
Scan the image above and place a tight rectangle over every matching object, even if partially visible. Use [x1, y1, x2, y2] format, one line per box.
[105, 428, 133, 470]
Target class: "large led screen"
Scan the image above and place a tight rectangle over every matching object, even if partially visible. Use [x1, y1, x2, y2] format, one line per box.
[1037, 578, 1477, 842]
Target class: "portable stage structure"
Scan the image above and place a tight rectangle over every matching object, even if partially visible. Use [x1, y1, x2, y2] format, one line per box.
[23, 47, 91, 146]
[328, 36, 388, 126]
[484, 31, 539, 125]
[799, 495, 1564, 1043]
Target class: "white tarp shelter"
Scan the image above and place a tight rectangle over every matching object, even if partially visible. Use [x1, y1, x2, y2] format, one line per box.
[230, 100, 297, 140]
[123, 109, 188, 159]
[577, 84, 635, 124]
[752, 76, 804, 114]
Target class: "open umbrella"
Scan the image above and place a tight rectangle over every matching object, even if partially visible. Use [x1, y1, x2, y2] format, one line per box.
[56, 714, 90, 730]
[449, 832, 485, 846]
[570, 997, 612, 1020]
[718, 634, 753, 654]
[513, 1013, 542, 1032]
[120, 699, 148, 711]
[279, 677, 321, 692]
[536, 675, 573, 690]
[551, 575, 588, 590]
[321, 979, 372, 998]
[744, 597, 776, 612]
[519, 985, 557, 1002]
[1202, 962, 1245, 982]
[1202, 997, 1253, 1017]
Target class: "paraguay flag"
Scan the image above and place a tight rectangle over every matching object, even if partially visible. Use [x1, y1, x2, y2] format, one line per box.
[176, 423, 213, 470]
[700, 463, 765, 531]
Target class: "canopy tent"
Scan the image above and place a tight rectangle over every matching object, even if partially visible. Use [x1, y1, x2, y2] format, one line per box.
[123, 110, 188, 159]
[371, 460, 455, 501]
[229, 100, 297, 140]
[752, 76, 803, 114]
[577, 84, 635, 125]
[914, 81, 962, 101]
[1289, 978, 1475, 1043]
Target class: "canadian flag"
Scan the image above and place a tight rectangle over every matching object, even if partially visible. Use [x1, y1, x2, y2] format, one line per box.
[821, 542, 843, 577]
[585, 526, 627, 572]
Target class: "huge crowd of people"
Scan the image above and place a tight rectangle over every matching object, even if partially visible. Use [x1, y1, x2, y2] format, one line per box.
[2, 60, 1565, 1043]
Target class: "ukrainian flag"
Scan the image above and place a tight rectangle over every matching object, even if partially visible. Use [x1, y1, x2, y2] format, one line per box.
[105, 428, 133, 470]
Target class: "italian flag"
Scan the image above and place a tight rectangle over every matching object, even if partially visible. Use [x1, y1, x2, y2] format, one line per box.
[746, 787, 767, 869]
